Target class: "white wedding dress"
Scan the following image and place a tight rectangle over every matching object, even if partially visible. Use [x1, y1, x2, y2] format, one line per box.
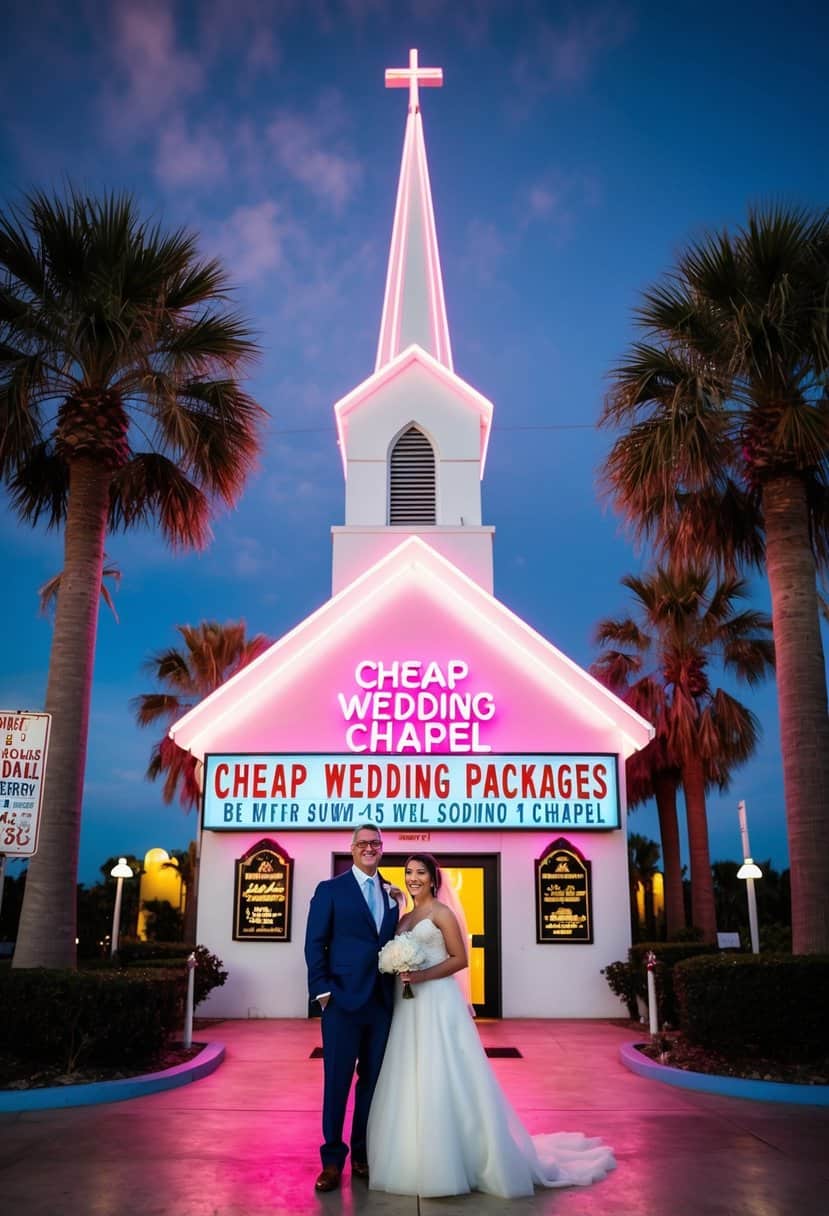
[367, 918, 616, 1199]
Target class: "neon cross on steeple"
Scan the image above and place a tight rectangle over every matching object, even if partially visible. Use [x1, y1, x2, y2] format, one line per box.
[385, 47, 443, 113]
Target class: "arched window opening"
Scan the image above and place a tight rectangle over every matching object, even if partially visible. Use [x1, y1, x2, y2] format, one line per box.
[389, 425, 436, 525]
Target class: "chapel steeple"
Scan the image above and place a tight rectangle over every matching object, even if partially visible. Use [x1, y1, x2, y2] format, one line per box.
[331, 50, 495, 596]
[376, 49, 453, 371]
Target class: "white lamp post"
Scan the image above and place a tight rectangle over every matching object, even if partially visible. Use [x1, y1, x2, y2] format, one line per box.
[736, 801, 762, 954]
[110, 857, 134, 959]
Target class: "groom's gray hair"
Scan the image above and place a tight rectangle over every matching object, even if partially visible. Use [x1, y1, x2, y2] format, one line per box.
[351, 823, 382, 845]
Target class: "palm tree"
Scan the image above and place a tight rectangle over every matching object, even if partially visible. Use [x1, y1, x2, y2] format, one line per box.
[595, 567, 774, 942]
[601, 206, 829, 953]
[1, 191, 264, 968]
[134, 620, 272, 943]
[628, 832, 661, 940]
[591, 651, 686, 939]
[162, 842, 198, 944]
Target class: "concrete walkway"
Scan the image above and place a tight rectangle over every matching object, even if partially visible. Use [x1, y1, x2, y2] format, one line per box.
[1, 1018, 827, 1216]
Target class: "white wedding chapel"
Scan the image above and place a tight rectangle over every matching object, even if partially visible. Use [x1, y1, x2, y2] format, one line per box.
[170, 49, 653, 1019]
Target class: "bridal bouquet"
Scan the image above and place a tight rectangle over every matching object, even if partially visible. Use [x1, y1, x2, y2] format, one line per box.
[378, 931, 426, 999]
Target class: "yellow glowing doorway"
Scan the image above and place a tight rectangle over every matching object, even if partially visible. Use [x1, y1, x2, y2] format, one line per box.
[333, 852, 501, 1017]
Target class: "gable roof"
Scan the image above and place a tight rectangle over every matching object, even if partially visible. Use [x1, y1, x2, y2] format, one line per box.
[170, 536, 653, 761]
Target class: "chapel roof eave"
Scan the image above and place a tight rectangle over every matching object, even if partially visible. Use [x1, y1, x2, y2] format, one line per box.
[333, 342, 494, 478]
[169, 535, 654, 762]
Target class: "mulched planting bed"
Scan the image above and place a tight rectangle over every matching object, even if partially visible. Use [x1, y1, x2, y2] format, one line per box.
[636, 1033, 829, 1086]
[0, 1043, 204, 1091]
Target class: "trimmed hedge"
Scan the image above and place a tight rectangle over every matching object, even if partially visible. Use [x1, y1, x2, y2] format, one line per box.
[116, 940, 195, 963]
[628, 942, 718, 1026]
[116, 942, 228, 1008]
[0, 968, 181, 1070]
[674, 953, 829, 1060]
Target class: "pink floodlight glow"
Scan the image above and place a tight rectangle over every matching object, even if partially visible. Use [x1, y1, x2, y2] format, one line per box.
[415, 111, 453, 369]
[377, 116, 413, 370]
[334, 344, 494, 478]
[169, 536, 654, 762]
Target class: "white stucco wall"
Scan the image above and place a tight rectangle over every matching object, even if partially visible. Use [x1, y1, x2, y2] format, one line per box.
[331, 525, 494, 594]
[196, 820, 630, 1020]
[341, 362, 484, 528]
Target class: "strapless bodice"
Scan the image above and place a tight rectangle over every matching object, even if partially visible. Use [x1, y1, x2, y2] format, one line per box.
[409, 917, 448, 967]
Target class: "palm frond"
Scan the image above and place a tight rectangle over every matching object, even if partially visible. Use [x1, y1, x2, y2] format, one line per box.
[7, 440, 69, 526]
[109, 454, 211, 548]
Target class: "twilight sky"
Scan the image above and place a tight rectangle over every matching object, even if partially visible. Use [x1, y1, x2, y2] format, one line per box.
[2, 0, 827, 886]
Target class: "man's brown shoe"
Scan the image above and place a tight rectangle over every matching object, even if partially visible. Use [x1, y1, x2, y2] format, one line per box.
[314, 1166, 341, 1192]
[351, 1161, 370, 1179]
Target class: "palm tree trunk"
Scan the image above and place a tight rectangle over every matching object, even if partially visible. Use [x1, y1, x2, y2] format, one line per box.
[183, 838, 199, 945]
[681, 753, 717, 942]
[13, 459, 110, 969]
[763, 475, 829, 954]
[653, 771, 686, 937]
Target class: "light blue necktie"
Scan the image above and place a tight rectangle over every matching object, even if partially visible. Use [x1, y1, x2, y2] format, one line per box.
[365, 876, 380, 930]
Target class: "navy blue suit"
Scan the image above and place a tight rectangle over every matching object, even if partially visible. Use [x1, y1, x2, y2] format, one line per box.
[304, 869, 398, 1169]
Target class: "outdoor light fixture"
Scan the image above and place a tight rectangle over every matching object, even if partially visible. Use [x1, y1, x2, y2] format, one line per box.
[736, 859, 762, 881]
[736, 801, 762, 954]
[110, 857, 134, 959]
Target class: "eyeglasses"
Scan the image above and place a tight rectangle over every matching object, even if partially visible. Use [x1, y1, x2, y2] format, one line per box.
[353, 839, 383, 850]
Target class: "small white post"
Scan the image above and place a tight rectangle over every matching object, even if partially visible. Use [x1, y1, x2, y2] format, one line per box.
[109, 858, 134, 959]
[110, 877, 124, 959]
[737, 802, 762, 954]
[645, 950, 658, 1035]
[183, 952, 197, 1048]
[745, 873, 760, 954]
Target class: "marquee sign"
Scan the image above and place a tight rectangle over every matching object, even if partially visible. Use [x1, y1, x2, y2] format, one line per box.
[203, 753, 620, 831]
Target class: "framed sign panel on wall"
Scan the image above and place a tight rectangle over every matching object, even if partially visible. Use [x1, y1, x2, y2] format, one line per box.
[233, 838, 294, 942]
[535, 838, 593, 944]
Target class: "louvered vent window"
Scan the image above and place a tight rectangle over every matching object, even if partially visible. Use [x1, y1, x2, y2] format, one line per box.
[389, 426, 436, 525]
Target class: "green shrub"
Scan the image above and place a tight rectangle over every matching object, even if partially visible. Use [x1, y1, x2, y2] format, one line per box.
[629, 941, 718, 1027]
[674, 953, 829, 1060]
[116, 940, 227, 1008]
[0, 968, 181, 1071]
[601, 960, 640, 1019]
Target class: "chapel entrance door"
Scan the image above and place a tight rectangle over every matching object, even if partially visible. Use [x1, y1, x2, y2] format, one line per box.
[333, 852, 501, 1018]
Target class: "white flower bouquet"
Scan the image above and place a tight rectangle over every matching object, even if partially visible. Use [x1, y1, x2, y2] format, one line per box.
[378, 931, 426, 999]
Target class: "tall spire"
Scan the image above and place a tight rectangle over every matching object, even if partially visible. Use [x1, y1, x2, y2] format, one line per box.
[376, 49, 453, 373]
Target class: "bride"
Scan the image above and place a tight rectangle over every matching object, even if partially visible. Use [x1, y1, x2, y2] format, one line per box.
[367, 853, 616, 1199]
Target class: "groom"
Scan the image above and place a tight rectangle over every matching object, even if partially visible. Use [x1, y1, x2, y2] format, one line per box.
[304, 823, 399, 1192]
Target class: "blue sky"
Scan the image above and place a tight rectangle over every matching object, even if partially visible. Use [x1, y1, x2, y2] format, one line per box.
[2, 0, 827, 885]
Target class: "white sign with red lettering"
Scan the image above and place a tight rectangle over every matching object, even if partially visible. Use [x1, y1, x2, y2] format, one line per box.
[0, 711, 51, 856]
[203, 753, 620, 831]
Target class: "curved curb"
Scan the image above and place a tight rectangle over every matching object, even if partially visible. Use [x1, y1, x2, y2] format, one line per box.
[620, 1041, 829, 1106]
[0, 1041, 225, 1112]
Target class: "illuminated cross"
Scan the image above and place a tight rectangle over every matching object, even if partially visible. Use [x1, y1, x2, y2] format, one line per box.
[385, 48, 443, 113]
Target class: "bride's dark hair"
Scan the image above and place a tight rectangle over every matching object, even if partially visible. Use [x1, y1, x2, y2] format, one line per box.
[405, 852, 441, 895]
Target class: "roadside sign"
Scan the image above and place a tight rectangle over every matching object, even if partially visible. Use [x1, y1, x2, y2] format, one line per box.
[0, 711, 52, 857]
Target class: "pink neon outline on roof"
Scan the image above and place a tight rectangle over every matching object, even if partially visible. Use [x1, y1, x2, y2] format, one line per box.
[334, 343, 493, 479]
[376, 104, 452, 373]
[169, 536, 654, 760]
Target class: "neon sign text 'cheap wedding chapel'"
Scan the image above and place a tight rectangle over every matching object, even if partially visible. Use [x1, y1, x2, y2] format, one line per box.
[337, 659, 496, 753]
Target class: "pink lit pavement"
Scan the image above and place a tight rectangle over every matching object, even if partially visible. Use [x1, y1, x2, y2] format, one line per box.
[2, 1019, 828, 1215]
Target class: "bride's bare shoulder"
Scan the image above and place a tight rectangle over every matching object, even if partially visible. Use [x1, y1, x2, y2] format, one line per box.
[431, 900, 456, 925]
